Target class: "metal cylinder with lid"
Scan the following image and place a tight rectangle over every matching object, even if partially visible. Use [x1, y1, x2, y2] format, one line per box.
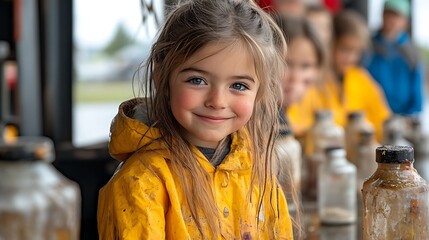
[362, 145, 429, 240]
[0, 137, 81, 240]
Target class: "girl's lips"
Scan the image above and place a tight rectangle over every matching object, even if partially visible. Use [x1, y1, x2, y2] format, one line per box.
[195, 114, 231, 123]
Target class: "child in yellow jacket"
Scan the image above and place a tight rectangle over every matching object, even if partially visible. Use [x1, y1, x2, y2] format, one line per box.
[97, 0, 294, 239]
[288, 10, 391, 141]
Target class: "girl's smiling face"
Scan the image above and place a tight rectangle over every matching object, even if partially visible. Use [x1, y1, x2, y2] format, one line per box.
[169, 42, 259, 148]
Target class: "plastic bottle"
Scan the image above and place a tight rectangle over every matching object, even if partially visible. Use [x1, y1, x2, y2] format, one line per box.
[345, 111, 374, 164]
[305, 110, 344, 198]
[362, 145, 429, 239]
[0, 137, 81, 240]
[318, 147, 356, 225]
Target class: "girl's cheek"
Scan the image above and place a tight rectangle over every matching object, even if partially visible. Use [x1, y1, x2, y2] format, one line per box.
[171, 88, 200, 110]
[234, 98, 256, 117]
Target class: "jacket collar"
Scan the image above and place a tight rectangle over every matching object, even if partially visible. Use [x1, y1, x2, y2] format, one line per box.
[194, 128, 253, 173]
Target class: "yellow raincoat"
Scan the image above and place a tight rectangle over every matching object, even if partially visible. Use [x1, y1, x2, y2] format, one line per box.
[287, 66, 391, 141]
[98, 99, 293, 239]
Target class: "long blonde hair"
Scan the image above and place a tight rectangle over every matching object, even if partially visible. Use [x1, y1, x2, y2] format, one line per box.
[140, 0, 286, 237]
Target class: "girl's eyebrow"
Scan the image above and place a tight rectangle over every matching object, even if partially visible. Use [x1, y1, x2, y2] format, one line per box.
[179, 67, 210, 75]
[179, 67, 256, 83]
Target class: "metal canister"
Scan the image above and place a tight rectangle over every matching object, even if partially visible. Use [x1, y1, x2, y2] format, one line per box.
[0, 137, 81, 240]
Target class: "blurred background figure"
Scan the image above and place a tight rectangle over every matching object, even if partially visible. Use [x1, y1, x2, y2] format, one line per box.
[365, 0, 425, 116]
[274, 16, 325, 110]
[287, 10, 391, 141]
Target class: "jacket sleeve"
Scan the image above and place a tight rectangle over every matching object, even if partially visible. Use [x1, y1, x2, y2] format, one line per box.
[98, 161, 169, 239]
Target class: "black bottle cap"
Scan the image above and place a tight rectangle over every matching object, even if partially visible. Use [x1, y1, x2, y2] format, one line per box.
[376, 145, 414, 164]
[347, 111, 363, 121]
[359, 130, 374, 137]
[315, 110, 332, 121]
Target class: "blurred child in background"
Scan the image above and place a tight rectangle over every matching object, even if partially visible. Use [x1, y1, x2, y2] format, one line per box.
[274, 15, 325, 114]
[287, 10, 391, 141]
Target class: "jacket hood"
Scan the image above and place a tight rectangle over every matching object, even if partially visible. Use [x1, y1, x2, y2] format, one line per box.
[109, 98, 164, 161]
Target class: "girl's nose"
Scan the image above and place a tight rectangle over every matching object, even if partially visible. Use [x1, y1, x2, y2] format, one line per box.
[204, 88, 227, 109]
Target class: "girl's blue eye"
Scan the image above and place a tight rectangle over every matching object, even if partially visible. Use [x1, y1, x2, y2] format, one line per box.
[187, 77, 206, 85]
[231, 83, 248, 91]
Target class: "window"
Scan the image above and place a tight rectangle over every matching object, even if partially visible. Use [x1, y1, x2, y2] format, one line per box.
[73, 0, 163, 146]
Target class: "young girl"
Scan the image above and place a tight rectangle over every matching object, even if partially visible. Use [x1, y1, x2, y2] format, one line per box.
[97, 0, 293, 239]
[287, 10, 391, 141]
[274, 15, 325, 110]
